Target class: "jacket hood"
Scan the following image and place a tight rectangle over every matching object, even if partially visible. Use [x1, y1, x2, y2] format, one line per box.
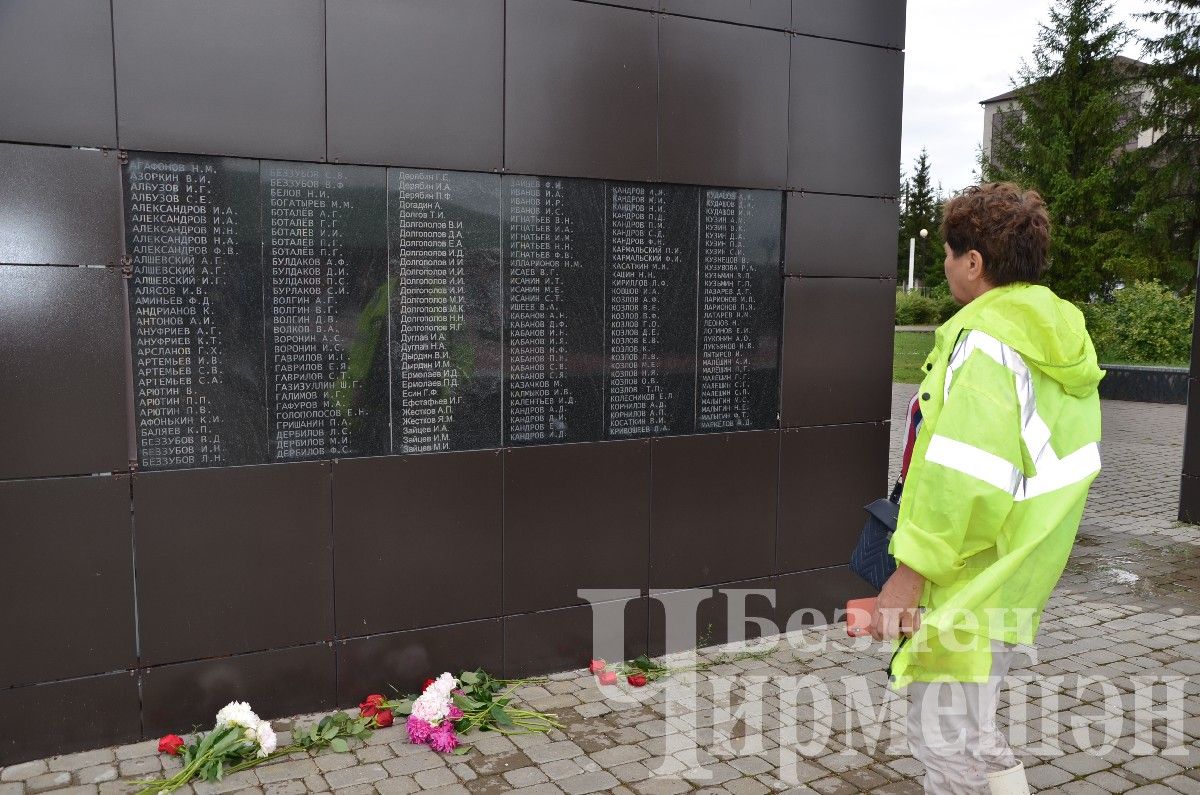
[955, 283, 1104, 398]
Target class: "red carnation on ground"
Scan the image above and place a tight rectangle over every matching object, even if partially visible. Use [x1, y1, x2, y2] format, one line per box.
[157, 734, 185, 756]
[627, 674, 648, 688]
[375, 710, 394, 728]
[588, 659, 606, 674]
[597, 670, 618, 686]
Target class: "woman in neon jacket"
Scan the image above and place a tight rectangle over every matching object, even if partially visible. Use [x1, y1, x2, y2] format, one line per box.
[869, 182, 1103, 795]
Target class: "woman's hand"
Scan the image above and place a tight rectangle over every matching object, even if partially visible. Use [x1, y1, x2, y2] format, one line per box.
[869, 564, 925, 641]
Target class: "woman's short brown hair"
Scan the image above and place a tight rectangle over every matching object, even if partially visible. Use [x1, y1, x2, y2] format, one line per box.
[940, 182, 1051, 285]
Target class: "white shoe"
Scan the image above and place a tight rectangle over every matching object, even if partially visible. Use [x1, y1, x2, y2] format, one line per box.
[986, 762, 1030, 795]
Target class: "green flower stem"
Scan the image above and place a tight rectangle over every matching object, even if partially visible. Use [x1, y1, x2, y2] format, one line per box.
[224, 745, 302, 775]
[132, 746, 222, 795]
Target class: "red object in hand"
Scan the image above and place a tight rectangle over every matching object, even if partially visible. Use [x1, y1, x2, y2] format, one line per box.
[845, 597, 878, 638]
[627, 674, 647, 688]
[588, 658, 606, 674]
[597, 670, 618, 686]
[423, 678, 436, 691]
[158, 734, 185, 756]
[375, 710, 394, 728]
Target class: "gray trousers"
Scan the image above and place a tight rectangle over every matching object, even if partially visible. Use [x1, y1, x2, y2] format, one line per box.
[906, 641, 1021, 794]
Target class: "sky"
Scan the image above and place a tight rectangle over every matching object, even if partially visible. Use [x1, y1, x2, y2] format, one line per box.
[901, 0, 1166, 195]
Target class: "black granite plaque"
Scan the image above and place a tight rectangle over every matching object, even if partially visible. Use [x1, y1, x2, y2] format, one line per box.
[696, 188, 782, 431]
[504, 176, 605, 445]
[389, 168, 503, 453]
[125, 153, 267, 469]
[263, 161, 389, 461]
[605, 183, 699, 438]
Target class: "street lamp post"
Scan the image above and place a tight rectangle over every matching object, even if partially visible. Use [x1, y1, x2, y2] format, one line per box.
[907, 228, 928, 292]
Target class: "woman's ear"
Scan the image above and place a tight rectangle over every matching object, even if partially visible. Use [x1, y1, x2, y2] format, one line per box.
[967, 250, 986, 282]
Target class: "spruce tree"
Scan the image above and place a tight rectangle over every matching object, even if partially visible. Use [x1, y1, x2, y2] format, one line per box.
[896, 149, 945, 287]
[984, 0, 1143, 300]
[1137, 0, 1200, 289]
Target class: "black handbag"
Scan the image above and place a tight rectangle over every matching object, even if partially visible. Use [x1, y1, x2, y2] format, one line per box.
[849, 479, 903, 591]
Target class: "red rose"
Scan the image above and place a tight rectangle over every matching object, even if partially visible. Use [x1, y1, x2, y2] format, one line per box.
[374, 710, 394, 728]
[158, 734, 185, 756]
[627, 674, 648, 688]
[359, 693, 386, 718]
[423, 678, 436, 691]
[588, 659, 606, 674]
[598, 670, 618, 686]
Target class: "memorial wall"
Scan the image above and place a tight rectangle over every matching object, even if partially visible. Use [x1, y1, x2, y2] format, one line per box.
[125, 155, 782, 466]
[0, 0, 905, 763]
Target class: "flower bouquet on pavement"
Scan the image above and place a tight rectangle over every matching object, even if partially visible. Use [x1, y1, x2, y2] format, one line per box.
[589, 647, 776, 689]
[136, 701, 279, 794]
[138, 701, 374, 794]
[369, 668, 564, 754]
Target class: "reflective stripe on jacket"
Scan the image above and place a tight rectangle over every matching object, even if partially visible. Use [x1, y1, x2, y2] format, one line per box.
[888, 283, 1104, 687]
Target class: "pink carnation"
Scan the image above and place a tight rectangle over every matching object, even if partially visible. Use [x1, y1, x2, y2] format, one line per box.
[429, 722, 458, 753]
[406, 715, 433, 744]
[448, 705, 464, 720]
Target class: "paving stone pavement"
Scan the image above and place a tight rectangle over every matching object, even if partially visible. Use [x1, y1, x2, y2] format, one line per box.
[4, 387, 1198, 794]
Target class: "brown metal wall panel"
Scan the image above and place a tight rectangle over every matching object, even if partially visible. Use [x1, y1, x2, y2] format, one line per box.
[789, 37, 904, 196]
[135, 463, 334, 665]
[650, 431, 779, 589]
[1186, 380, 1200, 477]
[504, 440, 651, 613]
[661, 0, 790, 29]
[0, 265, 129, 479]
[1191, 274, 1200, 377]
[659, 16, 789, 189]
[0, 673, 140, 766]
[503, 599, 647, 679]
[141, 644, 336, 737]
[112, 0, 325, 160]
[326, 0, 502, 171]
[0, 144, 122, 266]
[335, 620, 502, 706]
[0, 0, 117, 147]
[0, 476, 135, 688]
[1181, 475, 1200, 525]
[333, 452, 502, 637]
[775, 566, 871, 630]
[780, 277, 894, 426]
[505, 0, 658, 181]
[648, 580, 775, 656]
[791, 0, 906, 48]
[784, 193, 899, 278]
[778, 424, 889, 573]
[579, 0, 657, 8]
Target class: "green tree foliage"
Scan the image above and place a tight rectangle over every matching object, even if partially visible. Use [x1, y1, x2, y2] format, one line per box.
[1137, 0, 1200, 288]
[897, 148, 946, 287]
[984, 0, 1146, 300]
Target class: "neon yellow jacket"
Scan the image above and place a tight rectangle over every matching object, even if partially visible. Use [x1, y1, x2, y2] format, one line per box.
[888, 283, 1103, 687]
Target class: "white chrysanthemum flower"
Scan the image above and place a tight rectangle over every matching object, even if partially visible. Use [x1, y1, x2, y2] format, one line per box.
[215, 701, 260, 730]
[411, 691, 449, 723]
[255, 722, 278, 757]
[430, 672, 458, 696]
